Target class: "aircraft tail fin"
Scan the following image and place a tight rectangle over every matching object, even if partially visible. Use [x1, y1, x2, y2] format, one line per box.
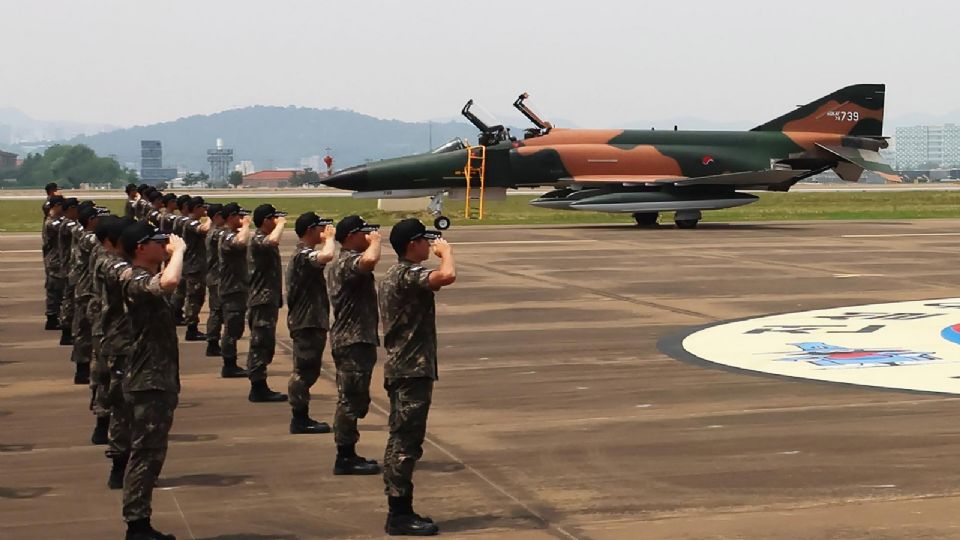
[751, 84, 885, 137]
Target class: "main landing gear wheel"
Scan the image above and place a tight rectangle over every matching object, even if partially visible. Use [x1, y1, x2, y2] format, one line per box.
[434, 216, 451, 230]
[632, 212, 659, 227]
[674, 219, 699, 229]
[674, 209, 702, 229]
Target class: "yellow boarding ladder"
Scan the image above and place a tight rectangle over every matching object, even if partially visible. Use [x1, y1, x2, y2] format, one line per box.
[463, 145, 486, 219]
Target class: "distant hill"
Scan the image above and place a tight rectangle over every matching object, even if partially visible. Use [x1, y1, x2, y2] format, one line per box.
[0, 107, 116, 146]
[67, 106, 479, 172]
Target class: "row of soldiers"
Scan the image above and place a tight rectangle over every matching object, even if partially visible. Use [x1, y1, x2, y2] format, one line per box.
[40, 182, 456, 538]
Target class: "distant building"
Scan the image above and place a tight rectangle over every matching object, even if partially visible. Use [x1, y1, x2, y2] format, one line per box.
[895, 124, 960, 170]
[0, 150, 17, 169]
[235, 160, 255, 175]
[140, 140, 178, 185]
[242, 170, 299, 188]
[207, 138, 234, 184]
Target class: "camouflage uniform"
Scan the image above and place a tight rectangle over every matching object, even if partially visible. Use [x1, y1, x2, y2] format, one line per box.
[121, 267, 180, 523]
[247, 229, 283, 382]
[218, 229, 249, 360]
[43, 215, 66, 319]
[145, 208, 162, 229]
[123, 198, 136, 219]
[100, 254, 134, 460]
[286, 243, 330, 410]
[87, 242, 109, 420]
[204, 226, 225, 343]
[328, 249, 380, 447]
[181, 218, 207, 325]
[378, 259, 438, 498]
[134, 198, 151, 221]
[58, 217, 81, 328]
[159, 210, 178, 235]
[169, 216, 190, 318]
[70, 231, 99, 367]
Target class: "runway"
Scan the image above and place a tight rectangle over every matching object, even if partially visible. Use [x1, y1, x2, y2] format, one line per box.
[4, 219, 960, 539]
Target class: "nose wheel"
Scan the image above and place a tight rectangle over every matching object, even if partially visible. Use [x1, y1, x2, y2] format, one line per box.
[427, 192, 452, 230]
[434, 216, 451, 230]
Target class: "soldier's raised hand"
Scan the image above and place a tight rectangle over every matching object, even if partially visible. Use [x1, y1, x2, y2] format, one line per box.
[166, 234, 186, 255]
[321, 224, 335, 242]
[241, 215, 252, 228]
[431, 238, 451, 258]
[366, 230, 381, 243]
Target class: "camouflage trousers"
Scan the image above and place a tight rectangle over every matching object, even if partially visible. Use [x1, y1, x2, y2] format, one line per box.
[219, 293, 247, 360]
[122, 390, 177, 522]
[182, 273, 206, 326]
[59, 280, 75, 328]
[45, 275, 65, 318]
[170, 278, 186, 319]
[105, 355, 132, 459]
[71, 295, 92, 365]
[332, 343, 377, 447]
[90, 337, 109, 418]
[205, 284, 223, 343]
[383, 377, 434, 498]
[288, 327, 327, 411]
[247, 304, 279, 382]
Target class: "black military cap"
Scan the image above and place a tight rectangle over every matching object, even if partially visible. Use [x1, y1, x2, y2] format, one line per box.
[335, 215, 379, 243]
[221, 202, 250, 218]
[79, 205, 111, 227]
[79, 199, 96, 208]
[186, 196, 207, 210]
[137, 183, 150, 194]
[206, 203, 224, 218]
[120, 221, 169, 256]
[161, 193, 177, 204]
[295, 211, 334, 237]
[107, 216, 136, 245]
[176, 194, 191, 207]
[389, 218, 441, 256]
[94, 215, 118, 242]
[48, 195, 65, 207]
[125, 183, 138, 194]
[62, 197, 80, 210]
[147, 190, 163, 202]
[45, 182, 59, 194]
[253, 204, 287, 227]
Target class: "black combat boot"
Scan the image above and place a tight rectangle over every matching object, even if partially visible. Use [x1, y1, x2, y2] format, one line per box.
[60, 327, 73, 346]
[334, 445, 381, 475]
[91, 415, 109, 445]
[125, 518, 176, 540]
[248, 379, 287, 403]
[45, 315, 61, 330]
[108, 454, 128, 489]
[184, 324, 206, 341]
[205, 339, 222, 357]
[74, 362, 90, 385]
[290, 407, 331, 434]
[220, 357, 246, 378]
[385, 496, 438, 536]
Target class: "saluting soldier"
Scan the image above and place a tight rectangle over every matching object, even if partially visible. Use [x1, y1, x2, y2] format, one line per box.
[203, 203, 226, 357]
[379, 218, 456, 536]
[158, 193, 179, 234]
[43, 195, 66, 331]
[145, 190, 164, 228]
[328, 215, 382, 475]
[123, 184, 138, 219]
[89, 214, 119, 446]
[286, 212, 337, 433]
[98, 216, 136, 490]
[134, 185, 152, 220]
[217, 203, 252, 378]
[57, 197, 81, 346]
[71, 204, 111, 387]
[181, 196, 211, 341]
[118, 221, 185, 540]
[42, 181, 61, 219]
[169, 194, 193, 324]
[246, 204, 288, 402]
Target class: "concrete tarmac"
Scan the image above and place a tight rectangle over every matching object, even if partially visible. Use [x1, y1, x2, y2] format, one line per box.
[4, 219, 960, 539]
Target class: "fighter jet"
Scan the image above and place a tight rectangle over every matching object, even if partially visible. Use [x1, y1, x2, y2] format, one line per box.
[322, 84, 896, 230]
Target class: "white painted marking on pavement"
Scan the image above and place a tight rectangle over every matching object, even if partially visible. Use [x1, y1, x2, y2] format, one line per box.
[455, 240, 596, 246]
[0, 249, 41, 254]
[842, 233, 960, 238]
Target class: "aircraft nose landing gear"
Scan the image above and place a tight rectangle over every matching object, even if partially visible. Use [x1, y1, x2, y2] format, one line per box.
[427, 192, 451, 230]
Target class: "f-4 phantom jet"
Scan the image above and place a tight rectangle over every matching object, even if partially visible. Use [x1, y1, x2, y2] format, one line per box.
[322, 84, 897, 230]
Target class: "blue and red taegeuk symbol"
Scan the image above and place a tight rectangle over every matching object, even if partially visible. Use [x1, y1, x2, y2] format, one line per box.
[780, 342, 938, 367]
[941, 324, 960, 345]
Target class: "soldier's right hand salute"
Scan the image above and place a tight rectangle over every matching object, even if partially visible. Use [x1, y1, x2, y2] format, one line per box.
[166, 234, 186, 257]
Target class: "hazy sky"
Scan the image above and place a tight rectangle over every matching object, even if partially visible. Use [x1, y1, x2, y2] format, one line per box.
[2, 0, 958, 130]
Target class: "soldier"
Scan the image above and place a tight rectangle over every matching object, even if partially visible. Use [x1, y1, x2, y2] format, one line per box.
[246, 203, 288, 402]
[99, 216, 136, 490]
[145, 190, 164, 228]
[379, 218, 456, 536]
[286, 212, 337, 433]
[123, 184, 139, 219]
[118, 221, 185, 540]
[89, 214, 119, 445]
[217, 203, 251, 378]
[158, 193, 179, 234]
[42, 181, 61, 218]
[169, 194, 192, 325]
[134, 184, 152, 220]
[71, 204, 111, 387]
[204, 203, 226, 357]
[57, 197, 81, 346]
[42, 195, 66, 330]
[181, 196, 211, 341]
[328, 215, 382, 475]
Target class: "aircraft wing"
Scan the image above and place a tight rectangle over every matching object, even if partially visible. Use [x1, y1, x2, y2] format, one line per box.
[815, 144, 901, 183]
[561, 169, 810, 188]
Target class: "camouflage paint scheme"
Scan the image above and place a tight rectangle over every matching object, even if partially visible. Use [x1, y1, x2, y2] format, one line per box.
[323, 84, 895, 228]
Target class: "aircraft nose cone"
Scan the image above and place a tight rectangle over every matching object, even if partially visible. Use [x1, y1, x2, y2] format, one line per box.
[322, 165, 368, 191]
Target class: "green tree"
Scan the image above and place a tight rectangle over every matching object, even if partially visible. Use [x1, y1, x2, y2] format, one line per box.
[228, 170, 243, 188]
[291, 168, 322, 186]
[182, 171, 210, 186]
[15, 144, 128, 187]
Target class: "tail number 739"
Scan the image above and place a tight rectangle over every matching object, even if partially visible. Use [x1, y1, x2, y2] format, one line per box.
[828, 110, 860, 122]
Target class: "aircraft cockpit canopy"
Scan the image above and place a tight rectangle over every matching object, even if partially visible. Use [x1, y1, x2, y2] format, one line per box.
[430, 138, 468, 154]
[514, 92, 553, 139]
[461, 99, 512, 147]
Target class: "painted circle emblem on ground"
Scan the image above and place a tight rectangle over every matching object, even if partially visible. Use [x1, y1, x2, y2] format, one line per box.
[680, 298, 960, 395]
